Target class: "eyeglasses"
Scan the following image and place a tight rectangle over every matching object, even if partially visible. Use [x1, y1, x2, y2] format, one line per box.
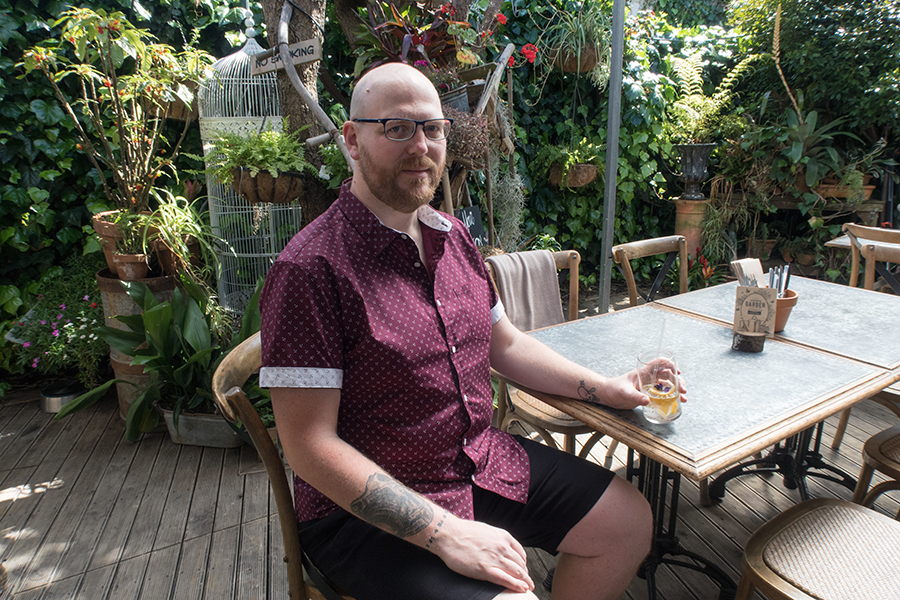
[352, 118, 453, 142]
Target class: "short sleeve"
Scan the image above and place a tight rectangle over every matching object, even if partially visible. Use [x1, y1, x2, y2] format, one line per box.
[259, 259, 344, 388]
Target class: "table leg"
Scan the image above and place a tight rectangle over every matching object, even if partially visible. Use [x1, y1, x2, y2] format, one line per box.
[708, 423, 857, 502]
[626, 449, 737, 600]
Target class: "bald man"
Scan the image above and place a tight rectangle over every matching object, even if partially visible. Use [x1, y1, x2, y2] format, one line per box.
[260, 62, 656, 600]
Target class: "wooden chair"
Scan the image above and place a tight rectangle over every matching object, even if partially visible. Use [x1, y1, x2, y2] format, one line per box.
[830, 223, 900, 450]
[608, 235, 689, 465]
[851, 423, 900, 516]
[735, 498, 900, 600]
[486, 249, 606, 458]
[211, 332, 354, 600]
[611, 235, 688, 306]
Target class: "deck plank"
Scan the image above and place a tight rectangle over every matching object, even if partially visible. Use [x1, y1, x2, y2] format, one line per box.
[1, 391, 897, 600]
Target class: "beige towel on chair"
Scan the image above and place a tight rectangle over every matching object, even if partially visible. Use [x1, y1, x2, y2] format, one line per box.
[486, 250, 565, 332]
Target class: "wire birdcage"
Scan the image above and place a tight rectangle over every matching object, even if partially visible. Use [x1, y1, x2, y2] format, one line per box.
[198, 34, 303, 315]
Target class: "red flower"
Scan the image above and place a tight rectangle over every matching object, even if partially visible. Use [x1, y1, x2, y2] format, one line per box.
[90, 302, 98, 308]
[521, 43, 538, 64]
[508, 56, 515, 67]
[497, 13, 507, 24]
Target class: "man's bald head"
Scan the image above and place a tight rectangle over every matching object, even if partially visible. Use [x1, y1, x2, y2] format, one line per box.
[350, 62, 442, 120]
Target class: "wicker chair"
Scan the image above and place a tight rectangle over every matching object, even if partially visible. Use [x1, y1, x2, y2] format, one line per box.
[851, 423, 900, 516]
[735, 498, 900, 600]
[830, 223, 900, 451]
[486, 249, 606, 458]
[211, 332, 354, 600]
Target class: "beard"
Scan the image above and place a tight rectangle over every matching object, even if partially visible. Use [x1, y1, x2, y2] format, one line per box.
[356, 144, 444, 214]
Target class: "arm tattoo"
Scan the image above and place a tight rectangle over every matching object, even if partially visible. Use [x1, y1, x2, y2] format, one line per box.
[578, 379, 600, 404]
[350, 473, 434, 538]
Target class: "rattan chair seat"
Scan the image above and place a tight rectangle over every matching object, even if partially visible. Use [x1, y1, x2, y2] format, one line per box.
[737, 498, 900, 600]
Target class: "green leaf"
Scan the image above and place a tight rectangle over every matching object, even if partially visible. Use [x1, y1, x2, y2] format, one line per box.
[30, 99, 65, 125]
[55, 379, 123, 420]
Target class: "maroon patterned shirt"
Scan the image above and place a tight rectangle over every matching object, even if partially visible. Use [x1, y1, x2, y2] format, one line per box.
[260, 184, 530, 523]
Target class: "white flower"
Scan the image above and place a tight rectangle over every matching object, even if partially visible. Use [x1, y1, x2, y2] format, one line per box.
[318, 164, 331, 180]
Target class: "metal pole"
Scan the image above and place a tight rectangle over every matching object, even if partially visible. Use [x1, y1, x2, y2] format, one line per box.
[598, 0, 626, 314]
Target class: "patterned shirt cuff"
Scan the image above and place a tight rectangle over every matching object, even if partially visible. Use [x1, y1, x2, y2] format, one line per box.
[260, 367, 343, 389]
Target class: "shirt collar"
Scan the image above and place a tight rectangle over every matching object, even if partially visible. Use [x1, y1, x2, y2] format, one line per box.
[337, 180, 452, 254]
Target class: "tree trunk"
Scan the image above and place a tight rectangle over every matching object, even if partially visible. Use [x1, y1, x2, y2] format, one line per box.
[260, 0, 334, 227]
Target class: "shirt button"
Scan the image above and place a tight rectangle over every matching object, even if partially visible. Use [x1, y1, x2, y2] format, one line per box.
[401, 234, 408, 240]
[451, 345, 457, 353]
[436, 299, 442, 307]
[414, 261, 421, 268]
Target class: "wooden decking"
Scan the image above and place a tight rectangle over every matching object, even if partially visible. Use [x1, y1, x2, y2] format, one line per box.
[1, 389, 898, 600]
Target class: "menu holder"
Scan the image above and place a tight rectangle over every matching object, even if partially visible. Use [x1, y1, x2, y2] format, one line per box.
[732, 286, 778, 352]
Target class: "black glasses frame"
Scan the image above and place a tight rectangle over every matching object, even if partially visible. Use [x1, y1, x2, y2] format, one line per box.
[352, 118, 453, 141]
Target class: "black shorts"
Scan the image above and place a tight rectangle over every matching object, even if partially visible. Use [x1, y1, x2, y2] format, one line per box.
[297, 436, 615, 600]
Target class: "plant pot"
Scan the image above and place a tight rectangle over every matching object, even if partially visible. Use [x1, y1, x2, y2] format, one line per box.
[673, 198, 709, 259]
[231, 167, 304, 205]
[112, 253, 149, 281]
[151, 237, 200, 277]
[160, 408, 246, 448]
[554, 45, 599, 73]
[675, 143, 717, 200]
[40, 379, 86, 414]
[96, 268, 176, 419]
[440, 86, 469, 113]
[549, 163, 598, 188]
[747, 238, 777, 260]
[92, 210, 125, 276]
[774, 289, 799, 333]
[815, 183, 876, 202]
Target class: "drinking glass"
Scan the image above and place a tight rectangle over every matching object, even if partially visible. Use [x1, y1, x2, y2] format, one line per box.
[637, 350, 681, 424]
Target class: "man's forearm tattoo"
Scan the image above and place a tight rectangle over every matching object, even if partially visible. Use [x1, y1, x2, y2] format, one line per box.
[578, 379, 600, 403]
[350, 473, 434, 538]
[425, 511, 448, 550]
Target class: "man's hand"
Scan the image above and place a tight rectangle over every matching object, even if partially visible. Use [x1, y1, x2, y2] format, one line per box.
[581, 371, 687, 410]
[431, 517, 535, 594]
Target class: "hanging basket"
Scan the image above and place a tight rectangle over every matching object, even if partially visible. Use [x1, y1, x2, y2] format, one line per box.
[554, 45, 599, 73]
[549, 163, 598, 188]
[231, 167, 304, 205]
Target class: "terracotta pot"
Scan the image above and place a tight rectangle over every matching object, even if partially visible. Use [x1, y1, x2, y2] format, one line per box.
[815, 184, 876, 202]
[96, 269, 176, 420]
[549, 163, 598, 188]
[92, 210, 124, 277]
[231, 167, 304, 204]
[673, 199, 709, 258]
[774, 289, 799, 333]
[151, 237, 200, 277]
[747, 239, 777, 260]
[112, 253, 149, 281]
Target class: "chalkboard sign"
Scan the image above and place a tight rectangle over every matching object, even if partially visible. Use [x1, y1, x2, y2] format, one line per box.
[455, 206, 488, 246]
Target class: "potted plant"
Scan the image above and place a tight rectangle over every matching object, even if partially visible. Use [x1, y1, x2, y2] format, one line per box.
[144, 187, 226, 285]
[21, 8, 214, 274]
[57, 276, 264, 445]
[201, 123, 318, 205]
[112, 213, 150, 281]
[533, 137, 603, 189]
[533, 0, 612, 89]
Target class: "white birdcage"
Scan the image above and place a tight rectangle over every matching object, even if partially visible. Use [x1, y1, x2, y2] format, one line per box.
[198, 25, 303, 315]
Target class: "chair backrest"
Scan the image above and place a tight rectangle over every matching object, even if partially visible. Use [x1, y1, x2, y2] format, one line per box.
[611, 235, 688, 306]
[485, 249, 581, 330]
[213, 332, 340, 600]
[842, 223, 900, 291]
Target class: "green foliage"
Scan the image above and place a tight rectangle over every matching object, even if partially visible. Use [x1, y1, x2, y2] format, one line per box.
[666, 52, 767, 143]
[57, 276, 263, 442]
[656, 0, 728, 28]
[201, 123, 318, 184]
[729, 0, 900, 142]
[532, 0, 613, 92]
[19, 7, 215, 213]
[0, 0, 249, 382]
[6, 253, 108, 388]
